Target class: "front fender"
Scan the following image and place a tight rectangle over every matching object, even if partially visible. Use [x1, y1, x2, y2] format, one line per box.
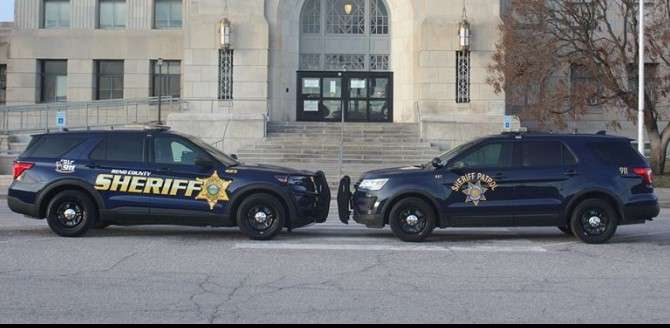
[227, 183, 298, 225]
[380, 186, 444, 226]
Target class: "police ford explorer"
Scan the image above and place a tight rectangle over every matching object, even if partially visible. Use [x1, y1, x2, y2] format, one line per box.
[337, 132, 660, 244]
[7, 126, 330, 240]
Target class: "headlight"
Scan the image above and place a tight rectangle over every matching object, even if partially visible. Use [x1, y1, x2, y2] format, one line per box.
[359, 178, 389, 191]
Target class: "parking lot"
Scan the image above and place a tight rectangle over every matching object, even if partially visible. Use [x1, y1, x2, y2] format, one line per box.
[1, 203, 670, 324]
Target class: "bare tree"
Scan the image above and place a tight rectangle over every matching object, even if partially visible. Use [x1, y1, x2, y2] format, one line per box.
[489, 0, 670, 174]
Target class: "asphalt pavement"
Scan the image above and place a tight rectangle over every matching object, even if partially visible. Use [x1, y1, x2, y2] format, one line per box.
[1, 203, 670, 324]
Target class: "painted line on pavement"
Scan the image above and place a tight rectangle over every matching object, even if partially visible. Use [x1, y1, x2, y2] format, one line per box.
[233, 242, 548, 253]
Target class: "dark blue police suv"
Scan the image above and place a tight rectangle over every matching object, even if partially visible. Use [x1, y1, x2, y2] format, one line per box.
[7, 126, 330, 240]
[338, 132, 660, 244]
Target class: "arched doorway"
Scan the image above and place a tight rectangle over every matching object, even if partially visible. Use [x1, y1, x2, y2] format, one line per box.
[297, 0, 393, 122]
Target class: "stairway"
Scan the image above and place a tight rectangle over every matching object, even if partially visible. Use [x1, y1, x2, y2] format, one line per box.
[235, 122, 442, 190]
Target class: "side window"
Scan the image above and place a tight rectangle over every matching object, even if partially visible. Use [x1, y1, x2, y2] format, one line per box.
[456, 142, 514, 168]
[153, 136, 208, 166]
[521, 141, 576, 168]
[23, 135, 86, 158]
[90, 135, 145, 163]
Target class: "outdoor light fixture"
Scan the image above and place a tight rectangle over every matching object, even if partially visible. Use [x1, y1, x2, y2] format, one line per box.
[220, 18, 232, 49]
[344, 3, 353, 15]
[458, 6, 471, 50]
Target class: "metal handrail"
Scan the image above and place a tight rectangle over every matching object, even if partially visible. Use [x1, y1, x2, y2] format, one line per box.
[415, 101, 424, 141]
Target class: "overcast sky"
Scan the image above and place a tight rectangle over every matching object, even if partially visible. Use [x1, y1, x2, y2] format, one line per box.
[0, 0, 14, 22]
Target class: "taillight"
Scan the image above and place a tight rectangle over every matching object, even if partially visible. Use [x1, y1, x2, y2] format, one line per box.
[13, 161, 34, 180]
[632, 167, 653, 186]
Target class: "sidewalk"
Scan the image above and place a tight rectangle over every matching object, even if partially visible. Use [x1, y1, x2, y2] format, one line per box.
[0, 174, 669, 207]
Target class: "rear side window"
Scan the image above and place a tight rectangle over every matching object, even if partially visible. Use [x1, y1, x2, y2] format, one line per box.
[589, 141, 646, 166]
[521, 141, 577, 168]
[23, 135, 86, 158]
[90, 134, 145, 163]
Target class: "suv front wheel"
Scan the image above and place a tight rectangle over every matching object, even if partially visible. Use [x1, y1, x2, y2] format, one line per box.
[389, 197, 436, 242]
[570, 198, 619, 244]
[46, 190, 98, 237]
[237, 193, 286, 240]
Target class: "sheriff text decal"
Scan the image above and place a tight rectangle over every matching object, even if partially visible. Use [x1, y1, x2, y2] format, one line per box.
[95, 170, 232, 210]
[451, 173, 497, 206]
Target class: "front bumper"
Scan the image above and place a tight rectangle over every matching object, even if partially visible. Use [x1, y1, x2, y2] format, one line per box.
[338, 176, 385, 228]
[291, 171, 331, 228]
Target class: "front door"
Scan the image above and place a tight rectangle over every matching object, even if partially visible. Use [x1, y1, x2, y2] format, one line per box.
[440, 141, 522, 227]
[297, 71, 393, 122]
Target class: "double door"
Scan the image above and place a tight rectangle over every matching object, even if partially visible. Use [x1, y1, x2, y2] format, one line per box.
[297, 71, 393, 122]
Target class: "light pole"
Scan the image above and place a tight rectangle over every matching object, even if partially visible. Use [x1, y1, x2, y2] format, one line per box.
[638, 0, 645, 155]
[157, 58, 164, 125]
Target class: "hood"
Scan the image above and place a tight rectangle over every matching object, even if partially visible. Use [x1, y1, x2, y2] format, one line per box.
[234, 163, 314, 176]
[362, 165, 431, 179]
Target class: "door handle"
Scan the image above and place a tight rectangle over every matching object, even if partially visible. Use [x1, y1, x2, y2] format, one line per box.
[86, 163, 99, 169]
[564, 170, 579, 176]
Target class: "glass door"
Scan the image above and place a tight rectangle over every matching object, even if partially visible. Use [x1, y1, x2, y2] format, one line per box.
[297, 71, 393, 122]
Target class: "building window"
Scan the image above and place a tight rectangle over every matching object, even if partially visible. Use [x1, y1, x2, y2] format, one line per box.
[628, 62, 659, 106]
[39, 60, 68, 103]
[370, 0, 389, 35]
[325, 54, 366, 71]
[327, 0, 365, 34]
[456, 51, 470, 104]
[218, 49, 233, 100]
[99, 0, 127, 29]
[151, 60, 181, 98]
[369, 55, 390, 71]
[302, 0, 321, 34]
[42, 0, 70, 29]
[0, 64, 6, 105]
[571, 64, 602, 107]
[95, 60, 124, 100]
[154, 0, 182, 29]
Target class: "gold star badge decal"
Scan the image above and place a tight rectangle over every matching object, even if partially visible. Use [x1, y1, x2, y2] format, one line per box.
[195, 171, 232, 210]
[463, 181, 488, 206]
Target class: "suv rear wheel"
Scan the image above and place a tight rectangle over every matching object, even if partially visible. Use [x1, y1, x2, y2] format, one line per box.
[570, 198, 618, 244]
[389, 197, 436, 242]
[236, 193, 286, 241]
[46, 190, 97, 237]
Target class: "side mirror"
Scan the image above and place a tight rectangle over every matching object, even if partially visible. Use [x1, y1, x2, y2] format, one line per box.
[195, 157, 216, 169]
[231, 154, 239, 161]
[432, 157, 443, 169]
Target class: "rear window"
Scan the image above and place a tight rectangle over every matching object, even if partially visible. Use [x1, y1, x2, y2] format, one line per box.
[23, 135, 87, 158]
[521, 141, 577, 168]
[90, 135, 145, 163]
[589, 141, 646, 166]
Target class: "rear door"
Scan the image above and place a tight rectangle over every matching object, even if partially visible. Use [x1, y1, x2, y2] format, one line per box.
[442, 140, 521, 227]
[513, 139, 579, 226]
[86, 133, 151, 220]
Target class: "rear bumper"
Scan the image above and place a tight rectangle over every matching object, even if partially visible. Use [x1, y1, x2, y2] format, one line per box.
[622, 199, 660, 224]
[7, 196, 40, 219]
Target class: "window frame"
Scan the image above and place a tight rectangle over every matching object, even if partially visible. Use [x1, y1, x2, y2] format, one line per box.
[39, 59, 68, 104]
[518, 140, 579, 169]
[42, 0, 71, 29]
[150, 60, 181, 98]
[153, 0, 183, 30]
[0, 64, 6, 105]
[89, 134, 149, 164]
[94, 60, 125, 101]
[450, 140, 517, 170]
[149, 134, 218, 167]
[98, 0, 127, 30]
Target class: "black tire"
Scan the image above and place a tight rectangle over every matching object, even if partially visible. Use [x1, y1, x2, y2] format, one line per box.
[236, 193, 286, 241]
[570, 198, 618, 244]
[558, 225, 572, 235]
[45, 190, 97, 237]
[389, 197, 436, 242]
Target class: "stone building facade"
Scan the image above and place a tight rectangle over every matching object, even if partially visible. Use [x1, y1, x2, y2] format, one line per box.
[3, 0, 518, 151]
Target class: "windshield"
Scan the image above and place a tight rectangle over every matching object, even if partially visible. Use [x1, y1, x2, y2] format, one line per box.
[184, 134, 240, 167]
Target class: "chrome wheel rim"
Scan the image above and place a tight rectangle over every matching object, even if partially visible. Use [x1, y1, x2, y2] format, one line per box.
[56, 202, 84, 228]
[399, 208, 426, 234]
[247, 205, 276, 232]
[580, 207, 608, 236]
